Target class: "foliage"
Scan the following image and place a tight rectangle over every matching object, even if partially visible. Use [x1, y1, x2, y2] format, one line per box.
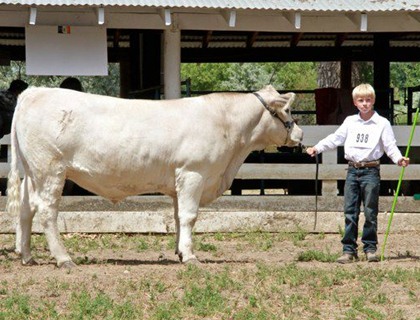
[0, 62, 120, 97]
[181, 62, 318, 124]
[391, 62, 420, 105]
[181, 62, 317, 92]
[2, 60, 420, 124]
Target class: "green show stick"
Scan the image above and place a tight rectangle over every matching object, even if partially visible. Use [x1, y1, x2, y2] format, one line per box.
[380, 107, 420, 261]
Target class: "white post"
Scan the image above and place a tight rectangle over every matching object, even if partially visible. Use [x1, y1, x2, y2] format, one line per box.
[163, 22, 181, 99]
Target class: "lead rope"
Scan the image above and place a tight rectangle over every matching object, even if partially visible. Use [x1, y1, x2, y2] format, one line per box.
[314, 153, 319, 231]
[300, 144, 319, 231]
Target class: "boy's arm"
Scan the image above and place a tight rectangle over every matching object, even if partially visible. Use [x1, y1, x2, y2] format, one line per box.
[306, 120, 348, 156]
[382, 122, 409, 166]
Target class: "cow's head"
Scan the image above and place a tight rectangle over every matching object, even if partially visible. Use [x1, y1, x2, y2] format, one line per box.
[254, 85, 303, 147]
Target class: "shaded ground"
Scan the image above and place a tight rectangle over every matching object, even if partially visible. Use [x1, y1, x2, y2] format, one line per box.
[0, 231, 419, 319]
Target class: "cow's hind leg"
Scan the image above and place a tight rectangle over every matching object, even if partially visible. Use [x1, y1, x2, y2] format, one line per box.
[175, 170, 204, 264]
[16, 176, 37, 265]
[35, 174, 75, 268]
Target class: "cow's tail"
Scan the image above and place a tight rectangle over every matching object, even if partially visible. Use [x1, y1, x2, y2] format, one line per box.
[5, 95, 23, 218]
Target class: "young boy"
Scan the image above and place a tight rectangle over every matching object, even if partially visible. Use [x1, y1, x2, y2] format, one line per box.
[306, 83, 410, 263]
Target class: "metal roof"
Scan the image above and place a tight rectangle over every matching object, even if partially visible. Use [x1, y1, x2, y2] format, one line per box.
[1, 0, 420, 11]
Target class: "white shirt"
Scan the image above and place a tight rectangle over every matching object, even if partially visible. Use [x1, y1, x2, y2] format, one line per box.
[314, 112, 403, 163]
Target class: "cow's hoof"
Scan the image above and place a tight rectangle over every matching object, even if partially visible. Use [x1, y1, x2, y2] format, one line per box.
[183, 257, 201, 265]
[177, 252, 183, 262]
[22, 258, 38, 266]
[58, 261, 77, 269]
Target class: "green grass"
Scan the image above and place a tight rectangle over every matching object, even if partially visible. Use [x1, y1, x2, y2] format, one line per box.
[0, 232, 418, 319]
[297, 249, 339, 262]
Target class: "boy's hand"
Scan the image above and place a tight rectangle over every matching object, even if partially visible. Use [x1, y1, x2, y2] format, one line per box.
[306, 147, 317, 157]
[398, 157, 410, 167]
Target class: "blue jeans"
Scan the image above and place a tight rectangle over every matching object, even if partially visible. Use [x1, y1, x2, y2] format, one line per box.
[342, 166, 380, 254]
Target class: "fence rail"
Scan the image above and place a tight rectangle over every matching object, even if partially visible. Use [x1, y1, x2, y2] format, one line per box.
[236, 125, 420, 182]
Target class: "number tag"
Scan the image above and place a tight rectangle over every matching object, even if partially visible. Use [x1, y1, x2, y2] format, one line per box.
[347, 125, 379, 149]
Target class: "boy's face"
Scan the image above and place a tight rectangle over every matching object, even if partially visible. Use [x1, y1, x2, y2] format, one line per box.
[353, 95, 375, 115]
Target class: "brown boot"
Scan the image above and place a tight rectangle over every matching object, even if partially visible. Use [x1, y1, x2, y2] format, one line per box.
[366, 252, 379, 262]
[336, 253, 358, 264]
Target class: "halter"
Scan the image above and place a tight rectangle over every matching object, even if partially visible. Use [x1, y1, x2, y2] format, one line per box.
[252, 92, 294, 131]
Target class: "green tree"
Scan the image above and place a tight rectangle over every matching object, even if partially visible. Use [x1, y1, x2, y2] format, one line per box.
[0, 62, 120, 96]
[181, 62, 317, 92]
[181, 63, 231, 91]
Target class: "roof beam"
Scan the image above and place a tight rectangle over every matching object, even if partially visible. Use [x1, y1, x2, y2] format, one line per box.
[360, 13, 368, 32]
[284, 12, 301, 30]
[290, 33, 303, 47]
[408, 13, 420, 24]
[202, 31, 212, 49]
[160, 8, 171, 26]
[246, 32, 258, 48]
[29, 7, 37, 25]
[345, 12, 368, 31]
[112, 29, 120, 48]
[96, 7, 105, 25]
[335, 34, 348, 47]
[221, 10, 236, 28]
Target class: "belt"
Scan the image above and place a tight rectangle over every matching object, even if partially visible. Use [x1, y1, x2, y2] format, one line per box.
[348, 160, 380, 168]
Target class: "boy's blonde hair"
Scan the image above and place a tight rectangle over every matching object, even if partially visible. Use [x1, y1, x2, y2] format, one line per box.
[352, 83, 375, 100]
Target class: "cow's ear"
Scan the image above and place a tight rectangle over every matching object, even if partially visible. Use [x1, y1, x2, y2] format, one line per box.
[273, 92, 296, 108]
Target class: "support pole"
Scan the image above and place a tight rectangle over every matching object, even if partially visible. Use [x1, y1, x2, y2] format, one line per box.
[163, 21, 181, 99]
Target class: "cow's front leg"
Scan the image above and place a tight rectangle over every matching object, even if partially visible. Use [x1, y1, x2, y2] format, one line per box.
[175, 170, 204, 264]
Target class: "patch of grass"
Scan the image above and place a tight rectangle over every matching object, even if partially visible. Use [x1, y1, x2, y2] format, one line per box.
[349, 295, 387, 320]
[291, 227, 308, 245]
[232, 308, 274, 320]
[63, 234, 102, 254]
[317, 232, 326, 240]
[152, 300, 182, 320]
[297, 249, 339, 262]
[0, 233, 418, 319]
[46, 278, 70, 298]
[68, 289, 143, 319]
[338, 225, 345, 237]
[165, 236, 176, 251]
[196, 240, 217, 253]
[136, 238, 149, 251]
[214, 266, 242, 290]
[225, 230, 306, 251]
[183, 283, 226, 316]
[1, 292, 32, 318]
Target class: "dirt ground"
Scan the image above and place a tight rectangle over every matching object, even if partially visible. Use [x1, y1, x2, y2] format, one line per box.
[0, 231, 419, 319]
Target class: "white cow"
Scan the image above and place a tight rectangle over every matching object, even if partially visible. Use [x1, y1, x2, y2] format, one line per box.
[6, 85, 303, 268]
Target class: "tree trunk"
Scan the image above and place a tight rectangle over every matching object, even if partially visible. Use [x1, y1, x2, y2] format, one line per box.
[317, 61, 340, 88]
[317, 61, 370, 89]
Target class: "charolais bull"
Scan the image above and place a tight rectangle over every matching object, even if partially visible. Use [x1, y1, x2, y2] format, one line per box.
[7, 85, 303, 268]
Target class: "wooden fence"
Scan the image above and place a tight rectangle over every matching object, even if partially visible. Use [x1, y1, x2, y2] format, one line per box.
[1, 125, 420, 202]
[0, 125, 419, 234]
[237, 125, 420, 199]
